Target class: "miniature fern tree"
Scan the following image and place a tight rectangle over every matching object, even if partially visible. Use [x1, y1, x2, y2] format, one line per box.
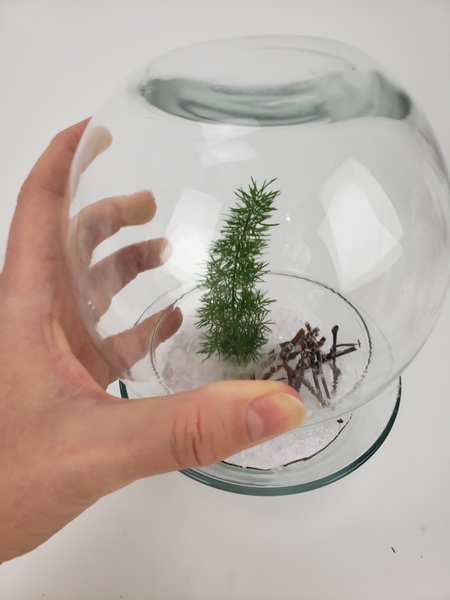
[196, 178, 279, 366]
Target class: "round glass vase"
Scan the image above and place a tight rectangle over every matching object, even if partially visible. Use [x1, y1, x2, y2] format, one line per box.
[66, 35, 450, 495]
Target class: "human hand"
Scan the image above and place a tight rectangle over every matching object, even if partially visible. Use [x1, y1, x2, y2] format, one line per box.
[0, 120, 305, 563]
[67, 133, 184, 384]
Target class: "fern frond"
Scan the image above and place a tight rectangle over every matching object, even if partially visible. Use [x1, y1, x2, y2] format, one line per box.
[196, 179, 279, 365]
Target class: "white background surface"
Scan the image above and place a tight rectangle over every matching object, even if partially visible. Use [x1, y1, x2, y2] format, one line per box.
[1, 1, 450, 598]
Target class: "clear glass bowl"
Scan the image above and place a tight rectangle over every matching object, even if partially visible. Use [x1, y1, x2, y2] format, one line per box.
[65, 36, 450, 493]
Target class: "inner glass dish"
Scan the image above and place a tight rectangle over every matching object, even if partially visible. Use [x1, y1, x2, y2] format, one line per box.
[128, 273, 379, 427]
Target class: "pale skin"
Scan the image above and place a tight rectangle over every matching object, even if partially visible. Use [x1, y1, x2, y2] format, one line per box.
[0, 120, 305, 563]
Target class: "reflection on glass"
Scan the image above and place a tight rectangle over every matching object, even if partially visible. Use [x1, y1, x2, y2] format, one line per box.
[165, 187, 221, 281]
[319, 158, 404, 292]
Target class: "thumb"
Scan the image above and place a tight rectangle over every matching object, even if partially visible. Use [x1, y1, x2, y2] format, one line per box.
[88, 380, 305, 492]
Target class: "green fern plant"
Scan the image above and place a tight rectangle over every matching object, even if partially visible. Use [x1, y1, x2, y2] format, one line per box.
[196, 178, 279, 366]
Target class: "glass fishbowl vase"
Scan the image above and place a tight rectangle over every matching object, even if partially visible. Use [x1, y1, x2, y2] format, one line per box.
[66, 36, 450, 495]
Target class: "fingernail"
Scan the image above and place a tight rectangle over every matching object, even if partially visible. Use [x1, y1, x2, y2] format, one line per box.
[246, 393, 306, 442]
